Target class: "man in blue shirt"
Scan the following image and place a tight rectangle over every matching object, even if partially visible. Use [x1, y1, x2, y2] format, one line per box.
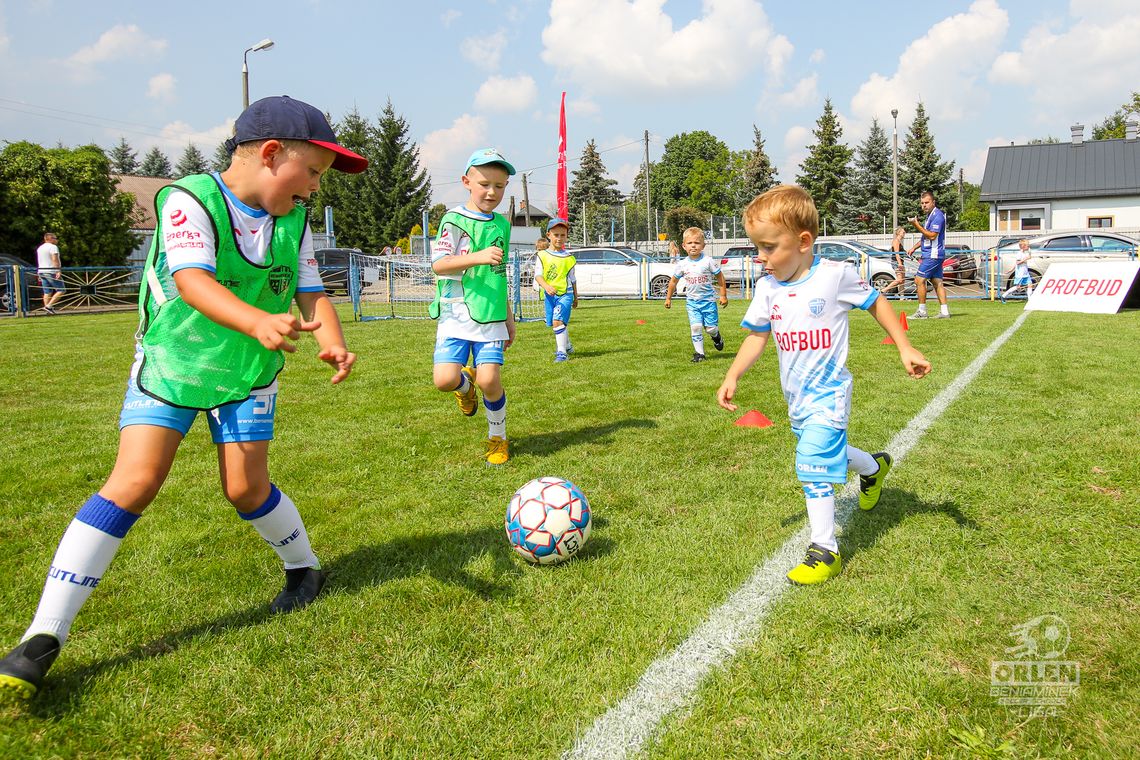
[908, 190, 950, 319]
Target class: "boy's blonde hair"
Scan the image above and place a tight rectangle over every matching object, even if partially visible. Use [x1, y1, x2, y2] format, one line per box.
[682, 226, 704, 242]
[743, 185, 819, 240]
[232, 138, 315, 164]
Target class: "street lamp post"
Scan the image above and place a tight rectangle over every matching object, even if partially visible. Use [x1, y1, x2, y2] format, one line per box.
[891, 108, 899, 231]
[242, 38, 275, 110]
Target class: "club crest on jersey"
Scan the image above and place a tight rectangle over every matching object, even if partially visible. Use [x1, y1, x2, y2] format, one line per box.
[268, 265, 294, 295]
[808, 298, 826, 317]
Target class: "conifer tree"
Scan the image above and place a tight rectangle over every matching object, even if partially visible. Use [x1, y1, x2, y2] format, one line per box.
[836, 118, 892, 234]
[742, 125, 779, 198]
[139, 146, 173, 178]
[211, 140, 233, 172]
[312, 107, 372, 249]
[108, 137, 139, 175]
[174, 144, 209, 178]
[567, 139, 622, 239]
[796, 98, 853, 234]
[898, 102, 959, 227]
[370, 100, 431, 249]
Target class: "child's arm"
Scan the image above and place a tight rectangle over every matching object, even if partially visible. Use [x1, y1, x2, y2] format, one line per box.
[504, 300, 516, 348]
[664, 276, 679, 308]
[716, 331, 770, 411]
[432, 244, 503, 276]
[295, 290, 356, 384]
[571, 280, 578, 308]
[716, 271, 728, 306]
[173, 269, 317, 353]
[535, 272, 557, 297]
[867, 295, 931, 379]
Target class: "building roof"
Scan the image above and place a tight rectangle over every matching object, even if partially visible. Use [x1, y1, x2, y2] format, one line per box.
[980, 138, 1140, 202]
[510, 199, 552, 226]
[112, 174, 172, 230]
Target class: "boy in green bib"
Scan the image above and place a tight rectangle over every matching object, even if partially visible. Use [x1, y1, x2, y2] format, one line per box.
[0, 96, 368, 699]
[430, 148, 516, 466]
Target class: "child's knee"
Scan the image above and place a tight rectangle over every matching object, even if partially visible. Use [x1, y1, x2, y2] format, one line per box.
[100, 473, 163, 513]
[222, 477, 272, 513]
[475, 364, 503, 395]
[432, 365, 461, 391]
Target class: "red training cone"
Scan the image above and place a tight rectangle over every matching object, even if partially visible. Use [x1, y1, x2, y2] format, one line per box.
[881, 334, 895, 345]
[636, 319, 647, 325]
[734, 410, 774, 428]
[900, 311, 909, 331]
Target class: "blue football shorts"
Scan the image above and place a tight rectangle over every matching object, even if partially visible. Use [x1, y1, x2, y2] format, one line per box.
[791, 424, 849, 483]
[916, 258, 944, 280]
[119, 371, 277, 443]
[686, 299, 720, 328]
[433, 335, 505, 367]
[544, 291, 575, 326]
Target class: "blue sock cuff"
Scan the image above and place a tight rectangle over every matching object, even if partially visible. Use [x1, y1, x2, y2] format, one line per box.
[802, 482, 833, 498]
[484, 392, 506, 411]
[239, 484, 282, 521]
[554, 326, 566, 334]
[76, 494, 139, 539]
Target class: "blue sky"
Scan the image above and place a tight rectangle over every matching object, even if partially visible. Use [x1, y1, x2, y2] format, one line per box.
[2, 0, 1138, 214]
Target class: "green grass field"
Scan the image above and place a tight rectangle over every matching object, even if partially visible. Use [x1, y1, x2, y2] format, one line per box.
[0, 300, 1137, 759]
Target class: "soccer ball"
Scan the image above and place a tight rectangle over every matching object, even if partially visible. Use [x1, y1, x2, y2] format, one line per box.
[505, 477, 591, 565]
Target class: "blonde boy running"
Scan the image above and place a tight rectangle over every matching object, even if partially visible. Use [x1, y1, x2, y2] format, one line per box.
[534, 217, 578, 361]
[429, 149, 516, 465]
[717, 186, 931, 585]
[664, 227, 728, 362]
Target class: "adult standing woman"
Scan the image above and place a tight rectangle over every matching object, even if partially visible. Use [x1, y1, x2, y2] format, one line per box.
[878, 226, 908, 298]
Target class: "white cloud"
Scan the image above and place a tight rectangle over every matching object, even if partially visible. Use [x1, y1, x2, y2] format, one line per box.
[989, 5, 1140, 114]
[613, 161, 642, 194]
[68, 24, 166, 66]
[461, 28, 508, 71]
[765, 34, 793, 83]
[474, 75, 537, 112]
[568, 96, 600, 119]
[541, 0, 785, 94]
[441, 9, 462, 26]
[138, 118, 233, 158]
[809, 48, 825, 64]
[420, 113, 489, 195]
[147, 73, 176, 101]
[850, 0, 1009, 128]
[780, 125, 811, 182]
[776, 74, 818, 109]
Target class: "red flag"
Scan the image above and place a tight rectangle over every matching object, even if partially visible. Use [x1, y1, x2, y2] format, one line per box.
[557, 91, 568, 221]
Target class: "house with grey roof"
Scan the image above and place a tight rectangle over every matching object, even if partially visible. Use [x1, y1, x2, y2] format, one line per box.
[979, 122, 1140, 232]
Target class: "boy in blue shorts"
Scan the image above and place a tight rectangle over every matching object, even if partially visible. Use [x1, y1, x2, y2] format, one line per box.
[534, 217, 577, 362]
[717, 185, 931, 585]
[664, 226, 728, 362]
[430, 148, 516, 465]
[0, 96, 367, 698]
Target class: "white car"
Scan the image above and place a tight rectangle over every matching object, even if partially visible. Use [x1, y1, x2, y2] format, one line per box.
[568, 246, 683, 297]
[812, 240, 899, 291]
[978, 232, 1138, 289]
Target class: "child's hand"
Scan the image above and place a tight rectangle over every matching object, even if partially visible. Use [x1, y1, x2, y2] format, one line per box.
[718, 295, 728, 307]
[505, 318, 516, 348]
[664, 298, 672, 309]
[899, 346, 932, 379]
[543, 283, 557, 296]
[318, 345, 356, 384]
[716, 379, 738, 411]
[253, 313, 319, 352]
[480, 246, 504, 266]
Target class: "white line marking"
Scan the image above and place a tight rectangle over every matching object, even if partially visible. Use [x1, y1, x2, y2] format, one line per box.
[564, 311, 1030, 760]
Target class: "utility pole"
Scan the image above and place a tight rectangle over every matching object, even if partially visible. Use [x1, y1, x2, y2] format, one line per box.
[891, 108, 899, 231]
[583, 201, 587, 245]
[521, 173, 532, 227]
[644, 129, 652, 243]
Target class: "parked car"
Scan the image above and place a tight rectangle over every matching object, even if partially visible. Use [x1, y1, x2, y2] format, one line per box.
[812, 240, 899, 291]
[314, 247, 363, 296]
[977, 232, 1139, 289]
[568, 246, 682, 297]
[718, 245, 765, 284]
[941, 243, 979, 285]
[0, 254, 37, 312]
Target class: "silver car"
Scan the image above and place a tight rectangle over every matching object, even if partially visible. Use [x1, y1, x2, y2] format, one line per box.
[978, 232, 1138, 289]
[813, 240, 899, 291]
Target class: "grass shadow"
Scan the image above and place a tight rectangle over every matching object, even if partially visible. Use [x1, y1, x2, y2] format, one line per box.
[30, 521, 615, 713]
[513, 418, 657, 457]
[840, 488, 979, 564]
[562, 348, 628, 359]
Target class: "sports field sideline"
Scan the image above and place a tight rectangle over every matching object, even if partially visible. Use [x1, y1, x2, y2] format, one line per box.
[1, 301, 1137, 758]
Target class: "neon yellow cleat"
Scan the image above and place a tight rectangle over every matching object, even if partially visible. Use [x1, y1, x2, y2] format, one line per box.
[455, 366, 478, 417]
[859, 452, 892, 511]
[786, 543, 843, 585]
[485, 436, 509, 466]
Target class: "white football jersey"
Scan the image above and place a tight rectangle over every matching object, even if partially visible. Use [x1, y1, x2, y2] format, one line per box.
[741, 258, 878, 429]
[672, 254, 721, 301]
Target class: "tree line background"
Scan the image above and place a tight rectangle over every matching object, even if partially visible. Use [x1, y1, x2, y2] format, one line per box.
[2, 91, 1136, 266]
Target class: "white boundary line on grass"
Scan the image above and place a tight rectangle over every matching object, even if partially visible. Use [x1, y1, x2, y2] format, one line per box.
[564, 311, 1031, 760]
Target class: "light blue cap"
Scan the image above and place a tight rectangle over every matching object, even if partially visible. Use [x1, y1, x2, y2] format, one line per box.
[465, 148, 516, 176]
[546, 217, 569, 232]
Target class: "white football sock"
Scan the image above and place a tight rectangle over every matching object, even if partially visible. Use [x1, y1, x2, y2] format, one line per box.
[804, 486, 838, 553]
[846, 445, 878, 476]
[691, 324, 705, 354]
[25, 494, 139, 645]
[240, 486, 318, 570]
[484, 392, 507, 438]
[554, 326, 569, 353]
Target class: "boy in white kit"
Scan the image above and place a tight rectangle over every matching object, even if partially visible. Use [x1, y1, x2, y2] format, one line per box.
[664, 227, 728, 362]
[717, 185, 931, 585]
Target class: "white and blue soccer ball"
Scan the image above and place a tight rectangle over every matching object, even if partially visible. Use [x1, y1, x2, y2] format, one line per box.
[505, 477, 591, 565]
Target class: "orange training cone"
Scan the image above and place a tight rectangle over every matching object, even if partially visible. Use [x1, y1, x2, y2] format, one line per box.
[734, 410, 774, 428]
[636, 319, 647, 325]
[900, 311, 909, 331]
[882, 310, 908, 344]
